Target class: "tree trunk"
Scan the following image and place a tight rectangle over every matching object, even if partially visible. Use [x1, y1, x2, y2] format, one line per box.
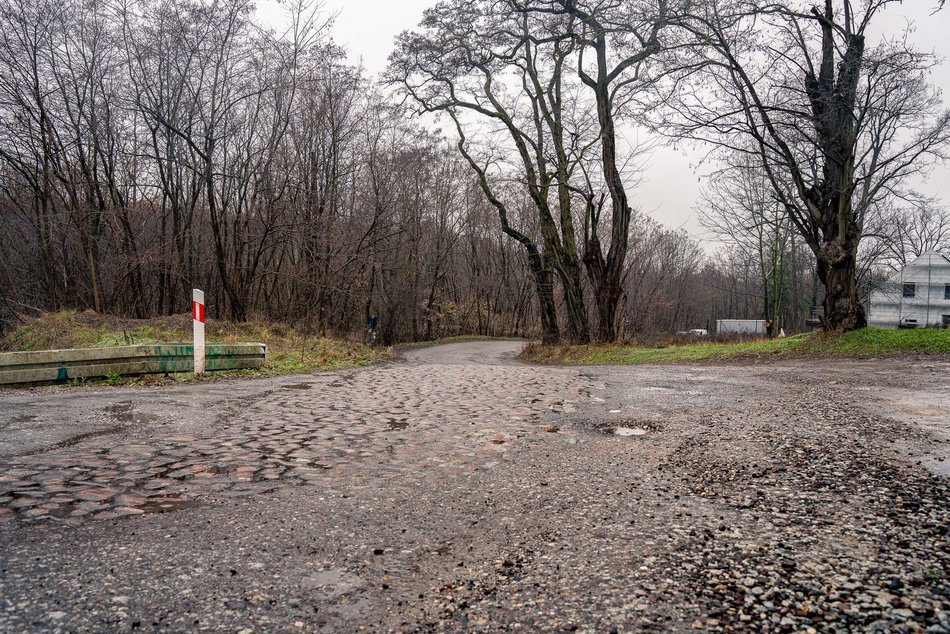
[558, 263, 590, 344]
[537, 199, 589, 344]
[816, 238, 866, 332]
[534, 263, 560, 345]
[593, 283, 624, 343]
[583, 234, 626, 343]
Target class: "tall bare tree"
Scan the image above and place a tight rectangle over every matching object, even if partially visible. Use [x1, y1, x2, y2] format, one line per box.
[390, 0, 676, 343]
[390, 0, 601, 343]
[864, 199, 950, 268]
[665, 0, 950, 331]
[541, 0, 673, 341]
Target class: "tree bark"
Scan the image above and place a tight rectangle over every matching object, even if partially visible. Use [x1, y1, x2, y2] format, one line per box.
[816, 237, 866, 332]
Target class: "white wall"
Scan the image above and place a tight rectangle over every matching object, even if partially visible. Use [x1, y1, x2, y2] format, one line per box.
[869, 253, 950, 328]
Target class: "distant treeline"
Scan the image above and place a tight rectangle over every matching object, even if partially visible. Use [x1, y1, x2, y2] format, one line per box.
[0, 0, 941, 342]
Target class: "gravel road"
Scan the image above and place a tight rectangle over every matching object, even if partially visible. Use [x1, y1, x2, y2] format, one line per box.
[0, 342, 948, 632]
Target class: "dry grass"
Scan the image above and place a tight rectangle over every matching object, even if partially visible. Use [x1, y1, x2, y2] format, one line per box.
[0, 310, 393, 382]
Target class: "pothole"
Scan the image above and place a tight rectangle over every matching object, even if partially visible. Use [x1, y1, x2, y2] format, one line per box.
[105, 401, 158, 424]
[603, 426, 648, 436]
[598, 418, 662, 436]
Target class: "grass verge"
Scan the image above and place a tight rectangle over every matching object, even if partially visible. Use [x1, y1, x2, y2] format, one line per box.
[1, 310, 393, 385]
[521, 327, 950, 365]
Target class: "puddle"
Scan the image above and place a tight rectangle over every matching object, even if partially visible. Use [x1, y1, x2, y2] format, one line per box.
[139, 495, 200, 514]
[328, 374, 357, 389]
[604, 426, 648, 436]
[302, 569, 364, 598]
[105, 402, 158, 424]
[926, 458, 950, 477]
[282, 383, 313, 390]
[105, 402, 133, 415]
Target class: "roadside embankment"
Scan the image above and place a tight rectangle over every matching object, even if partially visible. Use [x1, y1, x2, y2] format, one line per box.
[521, 327, 950, 365]
[0, 311, 391, 385]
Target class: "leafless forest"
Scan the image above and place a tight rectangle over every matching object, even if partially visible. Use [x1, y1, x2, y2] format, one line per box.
[0, 0, 946, 343]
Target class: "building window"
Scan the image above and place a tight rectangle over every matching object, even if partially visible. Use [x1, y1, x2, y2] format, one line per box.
[944, 315, 950, 327]
[903, 283, 916, 298]
[945, 284, 950, 300]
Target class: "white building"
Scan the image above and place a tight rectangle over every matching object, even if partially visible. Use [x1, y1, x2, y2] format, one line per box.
[868, 250, 950, 329]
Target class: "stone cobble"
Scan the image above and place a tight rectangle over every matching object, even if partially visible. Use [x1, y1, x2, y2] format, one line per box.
[0, 361, 595, 524]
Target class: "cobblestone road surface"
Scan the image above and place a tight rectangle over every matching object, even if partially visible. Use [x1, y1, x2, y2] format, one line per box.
[0, 342, 948, 632]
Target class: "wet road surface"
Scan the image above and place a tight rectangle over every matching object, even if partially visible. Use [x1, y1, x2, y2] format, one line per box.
[0, 343, 948, 632]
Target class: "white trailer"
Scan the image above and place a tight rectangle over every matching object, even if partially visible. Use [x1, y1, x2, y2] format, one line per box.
[716, 319, 767, 335]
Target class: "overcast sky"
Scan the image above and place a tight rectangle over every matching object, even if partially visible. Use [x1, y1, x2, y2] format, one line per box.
[261, 0, 950, 242]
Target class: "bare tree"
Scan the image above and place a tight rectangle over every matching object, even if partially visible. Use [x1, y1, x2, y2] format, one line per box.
[390, 0, 677, 343]
[664, 0, 950, 331]
[389, 0, 602, 343]
[700, 157, 799, 330]
[0, 0, 65, 308]
[540, 0, 673, 341]
[864, 199, 950, 269]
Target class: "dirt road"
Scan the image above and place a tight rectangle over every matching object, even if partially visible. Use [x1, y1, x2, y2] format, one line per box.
[1, 342, 947, 632]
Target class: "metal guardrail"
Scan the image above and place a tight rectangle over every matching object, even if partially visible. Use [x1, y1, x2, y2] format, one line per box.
[0, 343, 267, 385]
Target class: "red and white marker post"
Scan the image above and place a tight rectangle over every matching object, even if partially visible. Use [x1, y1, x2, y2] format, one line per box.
[193, 288, 205, 374]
